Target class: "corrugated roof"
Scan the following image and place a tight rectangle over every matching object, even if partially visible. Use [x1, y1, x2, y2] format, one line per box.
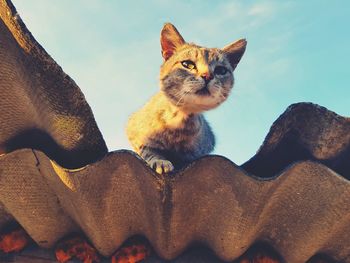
[0, 0, 349, 262]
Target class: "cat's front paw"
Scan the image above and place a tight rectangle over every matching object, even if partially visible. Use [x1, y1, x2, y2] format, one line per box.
[148, 158, 174, 174]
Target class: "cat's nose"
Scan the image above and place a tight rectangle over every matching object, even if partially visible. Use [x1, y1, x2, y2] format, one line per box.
[201, 72, 213, 82]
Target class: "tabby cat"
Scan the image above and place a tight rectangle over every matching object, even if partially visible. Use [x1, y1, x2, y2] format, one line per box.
[126, 23, 246, 174]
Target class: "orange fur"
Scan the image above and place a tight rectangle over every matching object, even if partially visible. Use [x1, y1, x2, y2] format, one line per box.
[127, 92, 194, 154]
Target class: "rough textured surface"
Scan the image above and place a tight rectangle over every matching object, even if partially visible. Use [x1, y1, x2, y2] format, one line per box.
[0, 0, 349, 263]
[0, 0, 108, 168]
[0, 150, 349, 263]
[243, 103, 350, 179]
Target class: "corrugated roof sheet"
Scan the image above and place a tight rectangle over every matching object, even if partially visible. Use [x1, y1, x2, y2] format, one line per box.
[0, 0, 107, 168]
[0, 1, 349, 262]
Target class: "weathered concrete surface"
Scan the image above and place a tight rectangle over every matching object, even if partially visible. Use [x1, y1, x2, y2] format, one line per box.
[0, 150, 349, 262]
[0, 0, 108, 168]
[243, 103, 350, 179]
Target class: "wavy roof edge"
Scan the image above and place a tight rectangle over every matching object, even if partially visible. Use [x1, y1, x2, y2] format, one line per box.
[0, 149, 349, 262]
[0, 0, 108, 168]
[243, 102, 350, 179]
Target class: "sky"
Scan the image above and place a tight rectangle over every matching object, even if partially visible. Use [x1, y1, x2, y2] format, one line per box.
[12, 0, 350, 165]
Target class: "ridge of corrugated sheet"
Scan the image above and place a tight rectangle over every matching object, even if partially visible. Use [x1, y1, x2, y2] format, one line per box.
[0, 0, 108, 168]
[243, 103, 350, 180]
[0, 150, 349, 262]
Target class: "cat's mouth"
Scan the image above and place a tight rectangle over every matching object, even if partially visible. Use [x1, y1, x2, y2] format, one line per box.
[195, 87, 211, 96]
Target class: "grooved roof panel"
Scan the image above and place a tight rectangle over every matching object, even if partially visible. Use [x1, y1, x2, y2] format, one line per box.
[0, 1, 349, 262]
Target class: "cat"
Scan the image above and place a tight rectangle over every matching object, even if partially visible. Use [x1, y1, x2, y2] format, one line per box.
[126, 23, 246, 174]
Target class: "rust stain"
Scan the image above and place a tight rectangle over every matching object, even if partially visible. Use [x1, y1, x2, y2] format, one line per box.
[0, 228, 30, 253]
[111, 243, 151, 263]
[55, 236, 100, 263]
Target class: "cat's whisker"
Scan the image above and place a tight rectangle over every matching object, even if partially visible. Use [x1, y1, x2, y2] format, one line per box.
[175, 86, 195, 107]
[218, 91, 227, 98]
[171, 87, 191, 100]
[175, 90, 188, 107]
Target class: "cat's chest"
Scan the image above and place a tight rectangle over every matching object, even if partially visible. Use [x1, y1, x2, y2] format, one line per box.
[160, 115, 202, 148]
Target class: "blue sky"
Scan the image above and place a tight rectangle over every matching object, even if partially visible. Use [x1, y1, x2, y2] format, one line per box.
[12, 0, 350, 164]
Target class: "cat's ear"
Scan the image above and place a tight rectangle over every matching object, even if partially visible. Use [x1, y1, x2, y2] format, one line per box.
[222, 39, 247, 70]
[161, 23, 185, 60]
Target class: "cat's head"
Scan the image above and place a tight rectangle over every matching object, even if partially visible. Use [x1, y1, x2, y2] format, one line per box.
[159, 23, 247, 113]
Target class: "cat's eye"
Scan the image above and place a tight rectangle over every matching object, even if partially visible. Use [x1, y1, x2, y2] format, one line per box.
[214, 66, 228, 75]
[181, 60, 196, 70]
